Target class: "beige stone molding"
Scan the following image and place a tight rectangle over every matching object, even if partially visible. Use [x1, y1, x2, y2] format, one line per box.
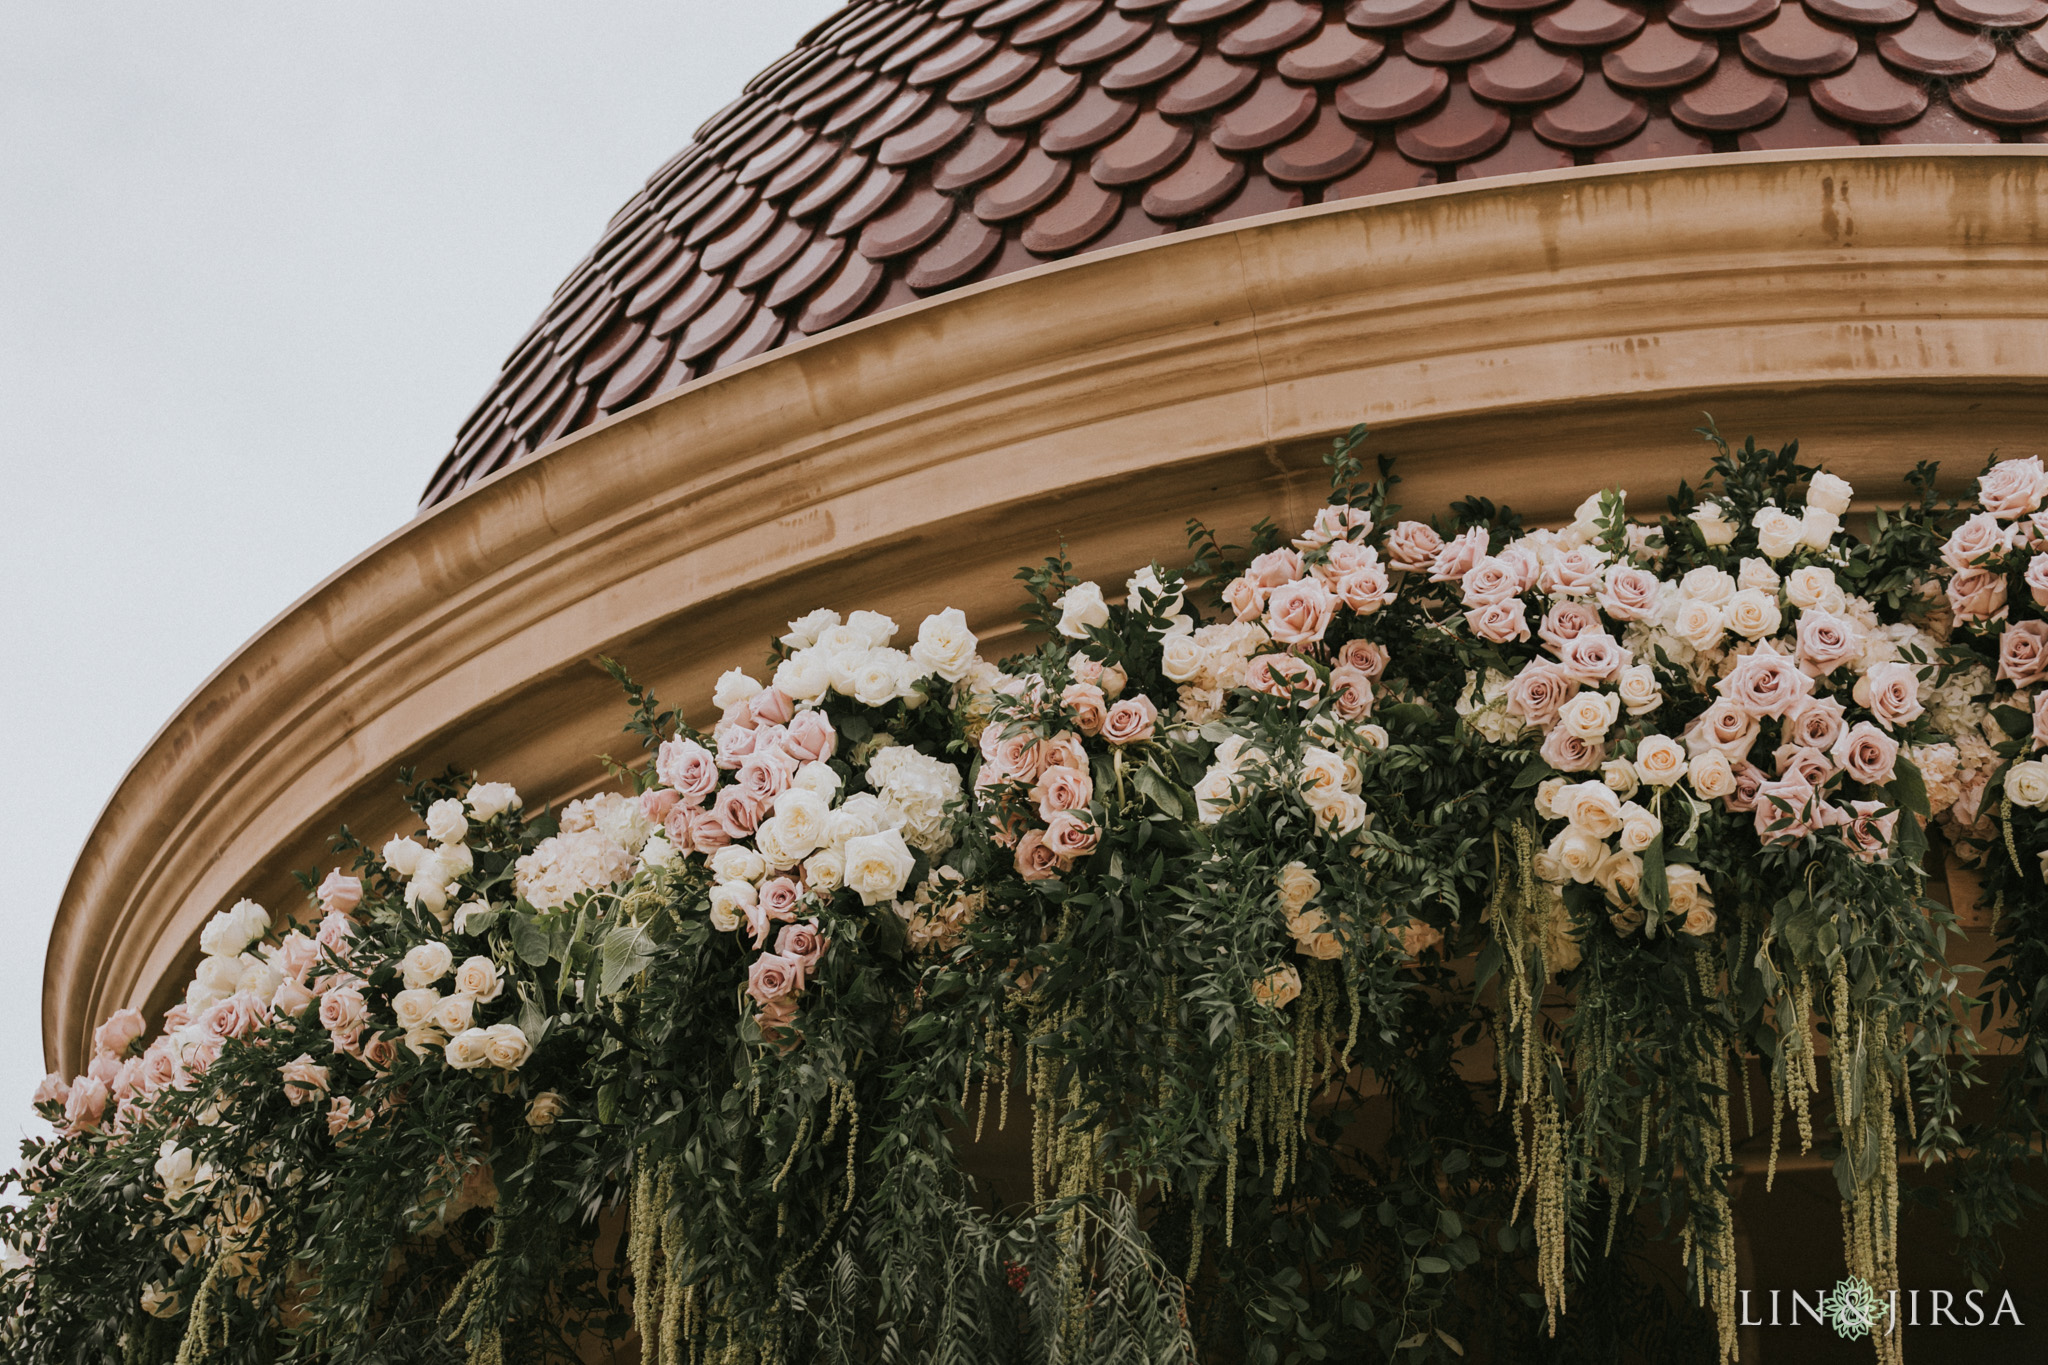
[44, 147, 2048, 1074]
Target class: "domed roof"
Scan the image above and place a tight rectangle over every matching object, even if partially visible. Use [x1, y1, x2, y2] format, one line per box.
[423, 0, 2041, 506]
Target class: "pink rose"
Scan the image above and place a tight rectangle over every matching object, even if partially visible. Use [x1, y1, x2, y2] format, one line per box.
[1328, 667, 1374, 720]
[1942, 512, 2012, 570]
[1061, 682, 1107, 736]
[275, 932, 318, 985]
[162, 1003, 194, 1032]
[2035, 690, 2048, 750]
[316, 911, 355, 955]
[1429, 528, 1490, 584]
[714, 723, 759, 771]
[688, 807, 734, 851]
[1832, 721, 1899, 785]
[86, 1054, 120, 1088]
[1979, 455, 2048, 520]
[1459, 557, 1521, 608]
[1320, 540, 1375, 578]
[208, 991, 273, 1041]
[327, 1095, 371, 1139]
[279, 1054, 330, 1106]
[1717, 645, 1814, 719]
[1504, 661, 1578, 728]
[111, 1058, 143, 1101]
[1224, 575, 1264, 622]
[1793, 609, 1862, 677]
[640, 788, 683, 827]
[1337, 639, 1387, 679]
[656, 737, 720, 803]
[1844, 800, 1899, 861]
[1859, 661, 1925, 731]
[1385, 521, 1445, 574]
[1464, 599, 1530, 644]
[273, 977, 314, 1017]
[711, 786, 762, 840]
[1998, 620, 2048, 686]
[317, 869, 363, 916]
[747, 952, 806, 1006]
[760, 876, 803, 923]
[138, 1041, 178, 1093]
[1785, 696, 1847, 752]
[362, 1034, 396, 1072]
[1753, 771, 1819, 844]
[1037, 732, 1088, 773]
[662, 801, 697, 853]
[318, 985, 367, 1042]
[1947, 566, 2009, 624]
[1014, 830, 1061, 881]
[982, 726, 1046, 783]
[1772, 743, 1835, 788]
[1032, 764, 1094, 821]
[63, 1077, 108, 1133]
[737, 749, 797, 803]
[1266, 579, 1336, 644]
[2027, 555, 2048, 608]
[755, 994, 801, 1048]
[1334, 564, 1392, 614]
[1247, 653, 1322, 701]
[1497, 544, 1542, 593]
[781, 709, 838, 765]
[31, 1073, 69, 1112]
[748, 687, 795, 727]
[1684, 699, 1761, 763]
[1559, 630, 1630, 684]
[92, 1008, 147, 1059]
[774, 920, 828, 972]
[1537, 545, 1608, 597]
[1045, 810, 1101, 863]
[1538, 601, 1602, 656]
[1598, 565, 1661, 622]
[1538, 727, 1605, 772]
[1102, 697, 1159, 745]
[1247, 548, 1304, 590]
[1296, 504, 1374, 548]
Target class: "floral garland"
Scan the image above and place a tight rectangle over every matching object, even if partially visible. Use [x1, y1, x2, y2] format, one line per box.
[8, 427, 2047, 1365]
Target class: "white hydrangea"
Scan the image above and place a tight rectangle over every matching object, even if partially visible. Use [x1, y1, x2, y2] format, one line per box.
[514, 830, 633, 911]
[1454, 670, 1522, 744]
[867, 745, 964, 855]
[587, 791, 656, 855]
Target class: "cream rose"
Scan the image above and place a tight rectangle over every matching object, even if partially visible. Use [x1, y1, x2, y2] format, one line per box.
[1633, 735, 1686, 787]
[1276, 862, 1321, 914]
[909, 608, 979, 682]
[1806, 471, 1853, 516]
[1783, 565, 1844, 612]
[1616, 801, 1661, 853]
[425, 798, 469, 846]
[1688, 749, 1737, 799]
[454, 956, 504, 1003]
[1253, 965, 1303, 1009]
[1691, 502, 1737, 547]
[1557, 780, 1622, 836]
[482, 1023, 532, 1070]
[443, 1029, 493, 1071]
[1054, 582, 1110, 639]
[1753, 507, 1803, 559]
[1601, 759, 1639, 801]
[1737, 557, 1781, 594]
[2006, 759, 2048, 808]
[1557, 690, 1621, 741]
[392, 988, 440, 1033]
[1723, 588, 1782, 641]
[1680, 566, 1736, 604]
[1674, 598, 1727, 653]
[401, 942, 453, 991]
[1548, 826, 1605, 883]
[1800, 507, 1839, 550]
[1616, 664, 1662, 717]
[843, 830, 917, 906]
[467, 781, 522, 821]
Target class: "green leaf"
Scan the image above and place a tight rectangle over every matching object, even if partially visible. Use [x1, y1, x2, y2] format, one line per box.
[512, 913, 553, 967]
[1640, 833, 1669, 914]
[1512, 754, 1556, 789]
[1415, 1256, 1451, 1274]
[1893, 754, 1931, 819]
[597, 925, 657, 998]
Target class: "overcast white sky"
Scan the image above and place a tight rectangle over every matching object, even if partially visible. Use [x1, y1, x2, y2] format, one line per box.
[0, 1, 839, 1172]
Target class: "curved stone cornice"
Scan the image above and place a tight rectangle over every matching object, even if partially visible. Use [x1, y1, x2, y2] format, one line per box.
[45, 147, 2048, 1074]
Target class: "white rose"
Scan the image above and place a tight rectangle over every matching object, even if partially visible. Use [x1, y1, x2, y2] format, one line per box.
[1558, 781, 1622, 837]
[483, 1022, 532, 1070]
[1616, 801, 1661, 853]
[909, 608, 979, 682]
[382, 836, 429, 878]
[425, 798, 469, 846]
[199, 899, 270, 959]
[1548, 827, 1606, 883]
[780, 608, 842, 651]
[1616, 664, 1662, 717]
[1800, 506, 1840, 550]
[443, 1028, 493, 1071]
[851, 648, 907, 706]
[826, 800, 883, 849]
[1054, 581, 1111, 639]
[1736, 557, 1780, 593]
[846, 609, 898, 647]
[1299, 746, 1349, 801]
[1126, 565, 1186, 615]
[1633, 735, 1687, 788]
[1674, 599, 1726, 653]
[711, 668, 763, 713]
[843, 829, 917, 906]
[753, 817, 808, 872]
[802, 848, 844, 894]
[195, 955, 241, 997]
[1691, 502, 1737, 547]
[1310, 790, 1368, 836]
[710, 846, 767, 884]
[391, 988, 441, 1032]
[454, 956, 504, 1003]
[1276, 861, 1321, 913]
[639, 834, 679, 868]
[466, 782, 522, 821]
[2006, 760, 2048, 808]
[772, 787, 832, 854]
[708, 880, 757, 931]
[1601, 759, 1639, 801]
[236, 956, 281, 1000]
[1783, 565, 1846, 613]
[408, 875, 452, 919]
[793, 762, 842, 800]
[1534, 777, 1569, 821]
[1688, 749, 1736, 799]
[815, 623, 871, 657]
[1160, 633, 1205, 683]
[154, 1142, 212, 1202]
[1807, 472, 1853, 516]
[1680, 566, 1736, 604]
[1753, 507, 1803, 559]
[432, 993, 476, 1036]
[1558, 691, 1620, 741]
[1723, 588, 1782, 640]
[773, 650, 832, 704]
[401, 941, 454, 990]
